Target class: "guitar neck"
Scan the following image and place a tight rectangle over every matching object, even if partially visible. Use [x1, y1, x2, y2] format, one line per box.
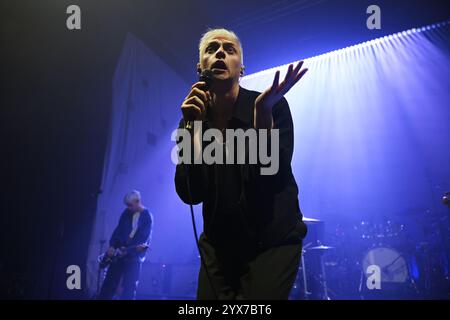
[120, 243, 147, 251]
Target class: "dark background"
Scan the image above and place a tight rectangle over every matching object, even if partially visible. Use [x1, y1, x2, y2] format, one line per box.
[0, 0, 448, 299]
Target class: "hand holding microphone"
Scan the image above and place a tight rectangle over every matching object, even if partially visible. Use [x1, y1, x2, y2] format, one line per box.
[181, 70, 213, 129]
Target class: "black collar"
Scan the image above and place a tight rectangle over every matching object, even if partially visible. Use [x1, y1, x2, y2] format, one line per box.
[205, 86, 259, 130]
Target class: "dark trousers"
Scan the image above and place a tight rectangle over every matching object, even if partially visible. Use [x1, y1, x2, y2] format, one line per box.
[97, 259, 141, 300]
[197, 228, 303, 300]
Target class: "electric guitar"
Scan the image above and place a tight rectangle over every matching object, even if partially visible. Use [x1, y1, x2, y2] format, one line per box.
[98, 244, 149, 269]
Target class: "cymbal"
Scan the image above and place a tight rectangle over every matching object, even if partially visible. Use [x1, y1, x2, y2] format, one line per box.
[308, 245, 334, 250]
[302, 217, 321, 223]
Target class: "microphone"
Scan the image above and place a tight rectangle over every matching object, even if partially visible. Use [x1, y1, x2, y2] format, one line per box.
[185, 69, 213, 130]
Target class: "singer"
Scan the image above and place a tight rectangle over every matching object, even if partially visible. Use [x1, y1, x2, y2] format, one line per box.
[174, 28, 308, 299]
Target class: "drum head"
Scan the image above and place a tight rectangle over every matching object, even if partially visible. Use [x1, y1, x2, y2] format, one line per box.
[362, 247, 409, 283]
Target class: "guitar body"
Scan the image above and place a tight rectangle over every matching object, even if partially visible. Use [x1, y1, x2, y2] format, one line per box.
[98, 244, 149, 269]
[98, 252, 117, 269]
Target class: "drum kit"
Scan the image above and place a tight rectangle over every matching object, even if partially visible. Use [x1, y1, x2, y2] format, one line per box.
[291, 217, 335, 300]
[291, 201, 450, 299]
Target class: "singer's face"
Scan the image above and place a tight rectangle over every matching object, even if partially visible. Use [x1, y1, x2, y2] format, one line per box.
[199, 36, 242, 83]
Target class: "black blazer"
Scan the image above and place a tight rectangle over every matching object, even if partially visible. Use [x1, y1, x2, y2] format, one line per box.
[174, 86, 306, 249]
[109, 208, 153, 259]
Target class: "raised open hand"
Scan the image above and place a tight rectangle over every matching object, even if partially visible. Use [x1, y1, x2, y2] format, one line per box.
[255, 60, 308, 111]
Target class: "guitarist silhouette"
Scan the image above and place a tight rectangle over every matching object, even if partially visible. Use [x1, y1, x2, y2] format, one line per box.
[97, 190, 153, 300]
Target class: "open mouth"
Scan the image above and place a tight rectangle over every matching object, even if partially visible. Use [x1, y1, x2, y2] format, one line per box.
[211, 60, 228, 71]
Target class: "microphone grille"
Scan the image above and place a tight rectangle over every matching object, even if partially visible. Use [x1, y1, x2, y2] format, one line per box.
[199, 69, 213, 90]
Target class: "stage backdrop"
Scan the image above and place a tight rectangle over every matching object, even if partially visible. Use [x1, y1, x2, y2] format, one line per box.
[86, 33, 196, 295]
[87, 24, 450, 296]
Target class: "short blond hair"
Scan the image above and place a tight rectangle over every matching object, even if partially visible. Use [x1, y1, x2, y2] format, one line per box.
[124, 190, 141, 205]
[198, 28, 243, 64]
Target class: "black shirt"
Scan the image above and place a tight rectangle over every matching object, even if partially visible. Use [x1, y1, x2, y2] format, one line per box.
[174, 86, 307, 250]
[109, 208, 153, 260]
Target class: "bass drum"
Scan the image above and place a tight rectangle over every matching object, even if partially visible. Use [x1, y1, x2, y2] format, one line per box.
[360, 245, 419, 299]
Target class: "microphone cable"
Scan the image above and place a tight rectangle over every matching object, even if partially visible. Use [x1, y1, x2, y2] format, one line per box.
[185, 165, 219, 300]
[184, 69, 218, 299]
